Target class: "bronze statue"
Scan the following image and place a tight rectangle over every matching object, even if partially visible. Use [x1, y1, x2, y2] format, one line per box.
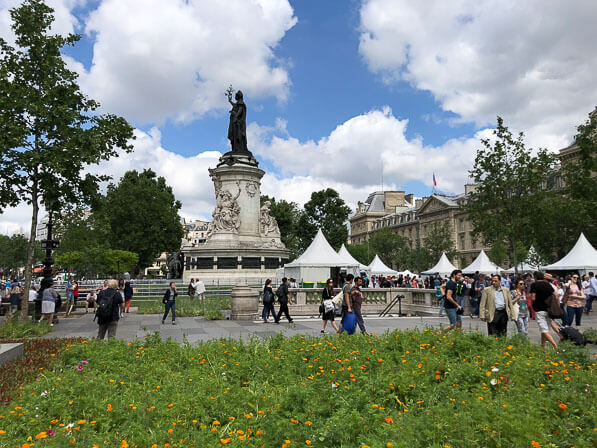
[227, 86, 248, 154]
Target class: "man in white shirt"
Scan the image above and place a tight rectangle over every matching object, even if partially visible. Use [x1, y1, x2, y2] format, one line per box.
[587, 272, 596, 314]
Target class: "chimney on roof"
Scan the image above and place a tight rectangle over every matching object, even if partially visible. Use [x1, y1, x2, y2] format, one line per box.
[404, 193, 414, 206]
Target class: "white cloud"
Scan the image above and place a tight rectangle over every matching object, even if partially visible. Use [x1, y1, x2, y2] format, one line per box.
[0, 202, 39, 236]
[0, 0, 84, 45]
[76, 0, 297, 124]
[358, 0, 597, 148]
[250, 107, 487, 207]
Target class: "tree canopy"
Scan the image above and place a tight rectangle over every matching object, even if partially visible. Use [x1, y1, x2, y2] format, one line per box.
[0, 0, 134, 318]
[100, 169, 183, 270]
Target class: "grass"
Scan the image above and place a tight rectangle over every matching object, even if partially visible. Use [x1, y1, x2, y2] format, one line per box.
[0, 329, 595, 447]
[0, 319, 53, 339]
[132, 296, 231, 320]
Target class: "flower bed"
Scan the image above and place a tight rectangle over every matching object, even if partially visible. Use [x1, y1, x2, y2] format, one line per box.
[0, 330, 595, 447]
[0, 338, 81, 406]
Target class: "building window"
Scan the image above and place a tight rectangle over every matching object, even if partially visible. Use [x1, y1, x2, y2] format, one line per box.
[460, 219, 465, 231]
[460, 235, 465, 249]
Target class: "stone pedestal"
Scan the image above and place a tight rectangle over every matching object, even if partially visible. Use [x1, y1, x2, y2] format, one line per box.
[230, 284, 259, 320]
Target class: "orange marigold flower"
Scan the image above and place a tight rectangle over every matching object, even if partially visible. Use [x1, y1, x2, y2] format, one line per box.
[384, 416, 394, 424]
[78, 420, 86, 425]
[168, 429, 173, 433]
[558, 403, 567, 410]
[0, 430, 6, 435]
[531, 441, 540, 447]
[213, 420, 221, 426]
[36, 432, 48, 439]
[167, 403, 174, 408]
[256, 430, 264, 436]
[306, 441, 311, 445]
[220, 438, 231, 444]
[304, 421, 312, 426]
[386, 443, 394, 447]
[290, 418, 299, 424]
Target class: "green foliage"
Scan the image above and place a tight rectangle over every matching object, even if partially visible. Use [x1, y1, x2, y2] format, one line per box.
[0, 0, 133, 318]
[100, 169, 184, 270]
[345, 243, 373, 266]
[1, 330, 595, 447]
[423, 222, 456, 264]
[466, 116, 557, 268]
[101, 249, 139, 276]
[298, 188, 351, 251]
[369, 227, 408, 269]
[0, 319, 52, 338]
[0, 233, 43, 272]
[134, 296, 230, 319]
[260, 195, 301, 258]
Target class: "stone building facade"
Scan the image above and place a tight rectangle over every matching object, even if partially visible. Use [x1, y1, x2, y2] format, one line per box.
[349, 185, 490, 269]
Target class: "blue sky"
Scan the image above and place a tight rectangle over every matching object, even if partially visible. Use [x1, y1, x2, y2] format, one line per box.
[1, 0, 596, 233]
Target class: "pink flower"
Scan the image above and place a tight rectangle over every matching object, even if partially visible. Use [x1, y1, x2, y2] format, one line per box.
[81, 360, 88, 364]
[77, 365, 83, 371]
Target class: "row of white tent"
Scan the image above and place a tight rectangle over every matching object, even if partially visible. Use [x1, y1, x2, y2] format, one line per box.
[284, 230, 597, 282]
[422, 233, 597, 277]
[283, 230, 415, 283]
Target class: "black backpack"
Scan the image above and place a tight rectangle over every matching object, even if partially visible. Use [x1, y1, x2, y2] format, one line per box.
[95, 289, 116, 324]
[275, 285, 286, 303]
[559, 327, 587, 346]
[263, 289, 274, 304]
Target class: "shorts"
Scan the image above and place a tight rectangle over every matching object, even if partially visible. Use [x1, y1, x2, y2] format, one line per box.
[445, 307, 461, 325]
[535, 311, 552, 334]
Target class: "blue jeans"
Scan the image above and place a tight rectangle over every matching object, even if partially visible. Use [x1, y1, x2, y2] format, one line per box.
[262, 302, 276, 321]
[566, 306, 583, 326]
[163, 300, 176, 322]
[445, 307, 461, 325]
[586, 295, 595, 312]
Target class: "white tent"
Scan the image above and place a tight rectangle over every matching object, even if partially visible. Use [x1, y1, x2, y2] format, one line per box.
[421, 252, 457, 277]
[337, 244, 368, 271]
[367, 255, 399, 276]
[542, 233, 597, 273]
[284, 230, 360, 283]
[398, 269, 416, 277]
[462, 250, 503, 275]
[505, 246, 544, 273]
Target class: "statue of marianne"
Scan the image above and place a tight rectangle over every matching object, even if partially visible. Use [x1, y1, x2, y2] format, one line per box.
[227, 88, 248, 154]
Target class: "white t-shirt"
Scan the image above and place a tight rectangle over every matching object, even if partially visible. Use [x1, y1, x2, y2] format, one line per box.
[557, 287, 565, 304]
[86, 292, 96, 302]
[582, 280, 591, 296]
[29, 290, 37, 302]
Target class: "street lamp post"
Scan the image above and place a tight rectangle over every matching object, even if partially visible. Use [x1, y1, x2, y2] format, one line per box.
[36, 206, 59, 322]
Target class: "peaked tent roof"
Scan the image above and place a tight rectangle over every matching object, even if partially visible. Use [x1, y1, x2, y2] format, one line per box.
[285, 230, 359, 267]
[421, 252, 458, 276]
[543, 233, 597, 271]
[505, 246, 545, 273]
[337, 244, 368, 270]
[462, 250, 502, 274]
[367, 255, 399, 276]
[399, 269, 416, 277]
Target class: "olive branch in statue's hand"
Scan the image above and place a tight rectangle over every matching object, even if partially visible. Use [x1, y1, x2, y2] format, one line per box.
[225, 85, 234, 102]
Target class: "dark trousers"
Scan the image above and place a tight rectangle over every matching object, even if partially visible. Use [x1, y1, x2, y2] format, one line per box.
[487, 308, 508, 337]
[586, 295, 595, 312]
[276, 301, 292, 322]
[566, 306, 583, 326]
[262, 302, 276, 321]
[560, 303, 568, 326]
[354, 307, 366, 333]
[470, 297, 480, 316]
[97, 321, 118, 340]
[163, 300, 176, 321]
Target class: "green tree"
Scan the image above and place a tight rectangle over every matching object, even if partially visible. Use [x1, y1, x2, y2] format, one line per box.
[0, 0, 134, 319]
[101, 249, 139, 276]
[465, 117, 556, 272]
[101, 169, 183, 270]
[368, 228, 410, 270]
[297, 188, 351, 252]
[423, 222, 456, 265]
[260, 195, 301, 258]
[346, 243, 373, 266]
[0, 233, 43, 273]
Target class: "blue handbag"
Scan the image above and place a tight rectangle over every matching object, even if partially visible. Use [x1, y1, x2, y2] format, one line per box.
[340, 312, 357, 335]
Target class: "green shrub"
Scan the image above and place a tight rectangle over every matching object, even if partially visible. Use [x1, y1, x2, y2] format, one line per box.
[0, 319, 52, 339]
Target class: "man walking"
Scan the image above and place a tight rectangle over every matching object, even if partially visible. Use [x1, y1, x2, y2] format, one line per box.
[275, 277, 293, 324]
[444, 270, 464, 331]
[95, 279, 124, 340]
[587, 272, 596, 314]
[480, 274, 514, 337]
[337, 274, 354, 333]
[529, 272, 560, 349]
[351, 277, 367, 334]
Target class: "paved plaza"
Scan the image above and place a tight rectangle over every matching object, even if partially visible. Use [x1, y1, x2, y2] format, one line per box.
[45, 309, 597, 348]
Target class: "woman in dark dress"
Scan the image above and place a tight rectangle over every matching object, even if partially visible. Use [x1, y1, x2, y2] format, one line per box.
[262, 279, 276, 323]
[321, 278, 339, 334]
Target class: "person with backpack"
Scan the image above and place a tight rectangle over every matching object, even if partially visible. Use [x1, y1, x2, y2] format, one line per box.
[274, 277, 293, 324]
[261, 279, 276, 323]
[162, 282, 178, 325]
[95, 279, 124, 340]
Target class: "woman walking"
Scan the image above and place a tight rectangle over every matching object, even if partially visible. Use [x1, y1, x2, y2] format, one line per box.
[321, 279, 339, 334]
[512, 279, 529, 334]
[162, 282, 178, 325]
[565, 274, 585, 328]
[261, 279, 276, 323]
[39, 283, 57, 326]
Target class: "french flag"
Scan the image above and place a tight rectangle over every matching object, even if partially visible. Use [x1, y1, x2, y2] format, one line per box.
[433, 173, 437, 187]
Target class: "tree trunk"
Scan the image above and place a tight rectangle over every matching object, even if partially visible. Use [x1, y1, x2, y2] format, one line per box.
[20, 179, 39, 321]
[511, 240, 518, 276]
